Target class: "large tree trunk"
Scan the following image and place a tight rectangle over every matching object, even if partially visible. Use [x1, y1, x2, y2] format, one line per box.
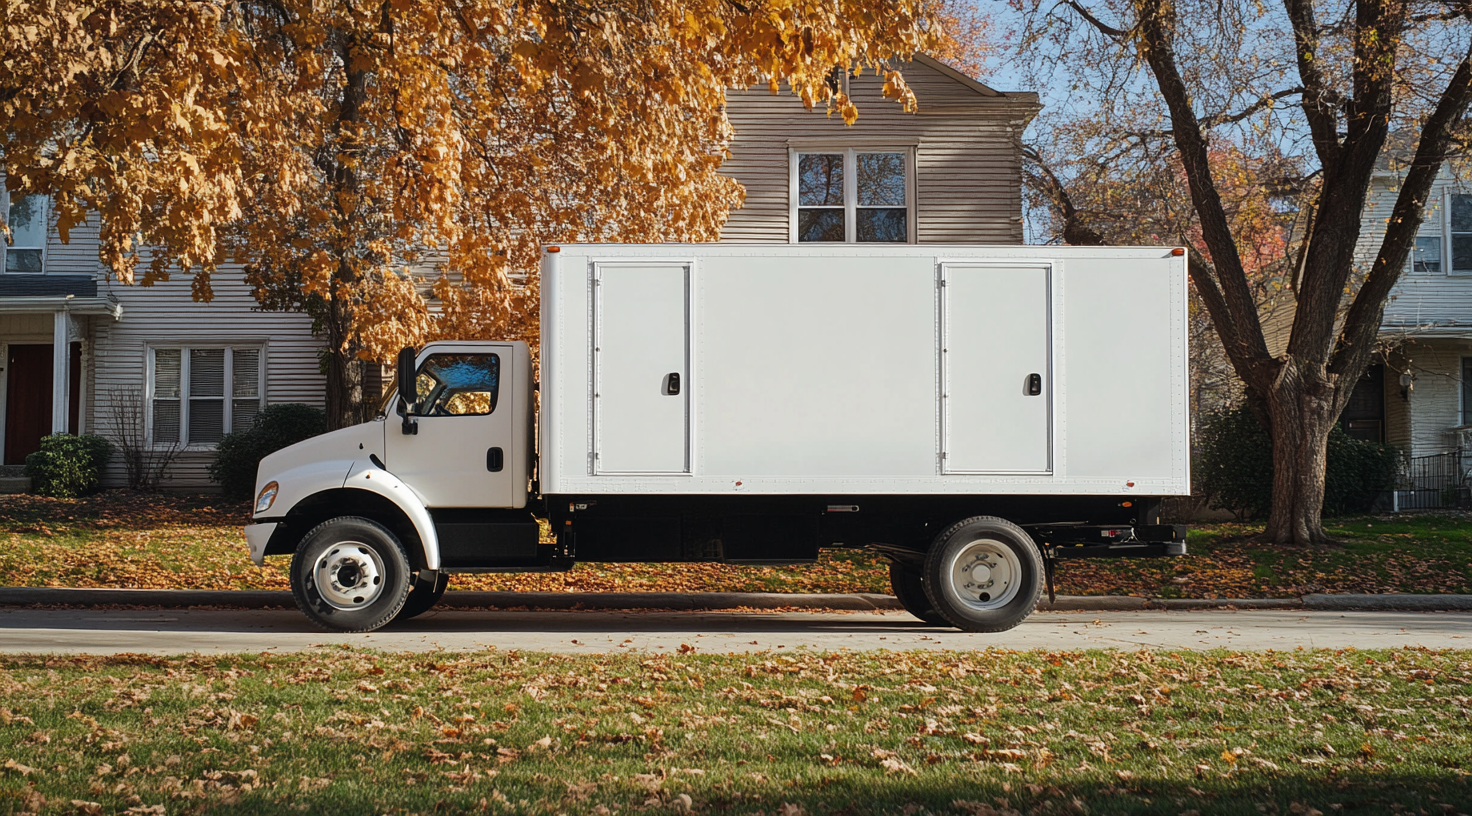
[323, 299, 368, 431]
[323, 32, 369, 432]
[1262, 360, 1337, 545]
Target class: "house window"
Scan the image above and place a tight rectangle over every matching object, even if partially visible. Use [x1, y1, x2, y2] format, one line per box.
[1413, 237, 1442, 274]
[150, 346, 262, 445]
[1452, 194, 1472, 275]
[4, 194, 46, 273]
[1463, 358, 1472, 426]
[793, 149, 912, 243]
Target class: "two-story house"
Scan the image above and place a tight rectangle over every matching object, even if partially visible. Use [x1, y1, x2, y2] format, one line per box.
[0, 55, 1037, 491]
[1334, 152, 1470, 506]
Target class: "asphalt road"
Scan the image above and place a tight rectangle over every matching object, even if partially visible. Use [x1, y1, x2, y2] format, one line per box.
[0, 607, 1468, 654]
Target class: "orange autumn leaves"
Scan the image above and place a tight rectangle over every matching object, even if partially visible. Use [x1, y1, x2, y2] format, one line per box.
[2, 0, 950, 371]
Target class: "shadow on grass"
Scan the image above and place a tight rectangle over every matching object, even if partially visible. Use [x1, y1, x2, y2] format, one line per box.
[7, 768, 1466, 815]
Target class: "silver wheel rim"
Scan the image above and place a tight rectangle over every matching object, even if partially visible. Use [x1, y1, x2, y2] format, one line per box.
[314, 542, 387, 610]
[943, 537, 1022, 611]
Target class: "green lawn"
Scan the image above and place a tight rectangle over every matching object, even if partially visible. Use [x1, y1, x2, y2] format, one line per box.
[2, 492, 1469, 598]
[0, 648, 1468, 814]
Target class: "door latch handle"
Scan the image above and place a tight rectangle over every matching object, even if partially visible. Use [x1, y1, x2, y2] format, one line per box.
[664, 372, 681, 396]
[487, 447, 504, 472]
[1026, 373, 1043, 396]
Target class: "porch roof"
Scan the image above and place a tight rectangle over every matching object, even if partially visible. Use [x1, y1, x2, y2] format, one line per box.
[0, 295, 122, 319]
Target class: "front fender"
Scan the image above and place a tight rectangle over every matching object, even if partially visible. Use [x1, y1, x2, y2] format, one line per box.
[342, 464, 441, 570]
[253, 459, 442, 570]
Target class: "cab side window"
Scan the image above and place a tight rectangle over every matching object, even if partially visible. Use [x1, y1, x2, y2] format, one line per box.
[415, 354, 500, 416]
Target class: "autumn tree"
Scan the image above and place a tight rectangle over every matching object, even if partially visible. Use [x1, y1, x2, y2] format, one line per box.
[1014, 0, 1472, 544]
[2, 0, 942, 428]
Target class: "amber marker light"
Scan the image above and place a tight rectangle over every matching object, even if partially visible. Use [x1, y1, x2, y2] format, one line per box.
[546, 246, 561, 253]
[1171, 247, 1185, 256]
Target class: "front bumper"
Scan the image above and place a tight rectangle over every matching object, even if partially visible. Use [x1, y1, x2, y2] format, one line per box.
[243, 522, 279, 567]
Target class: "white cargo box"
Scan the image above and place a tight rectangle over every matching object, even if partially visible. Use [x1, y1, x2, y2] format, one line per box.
[540, 244, 1188, 497]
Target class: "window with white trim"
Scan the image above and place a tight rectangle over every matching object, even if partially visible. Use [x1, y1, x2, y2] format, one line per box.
[1413, 236, 1442, 274]
[1452, 194, 1472, 275]
[150, 346, 262, 445]
[4, 194, 47, 273]
[792, 149, 912, 243]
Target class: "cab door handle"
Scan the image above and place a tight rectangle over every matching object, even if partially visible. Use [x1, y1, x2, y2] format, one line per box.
[487, 447, 504, 472]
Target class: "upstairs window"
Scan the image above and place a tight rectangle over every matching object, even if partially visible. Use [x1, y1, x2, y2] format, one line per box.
[150, 346, 262, 446]
[1412, 236, 1441, 274]
[793, 149, 912, 243]
[4, 194, 46, 273]
[1452, 194, 1472, 275]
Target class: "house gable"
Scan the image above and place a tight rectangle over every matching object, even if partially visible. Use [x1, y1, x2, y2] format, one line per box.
[720, 57, 1040, 244]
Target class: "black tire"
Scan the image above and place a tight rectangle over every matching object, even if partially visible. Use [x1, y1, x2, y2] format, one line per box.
[393, 570, 449, 622]
[922, 516, 1043, 633]
[291, 516, 413, 633]
[888, 561, 950, 626]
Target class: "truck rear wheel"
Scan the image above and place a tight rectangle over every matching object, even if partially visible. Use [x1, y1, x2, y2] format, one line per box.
[888, 561, 949, 626]
[922, 516, 1042, 633]
[394, 570, 449, 622]
[291, 517, 413, 633]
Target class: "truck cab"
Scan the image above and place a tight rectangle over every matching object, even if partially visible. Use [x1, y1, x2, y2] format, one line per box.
[245, 341, 549, 632]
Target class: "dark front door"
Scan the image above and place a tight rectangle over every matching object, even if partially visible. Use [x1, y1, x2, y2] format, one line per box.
[5, 344, 53, 465]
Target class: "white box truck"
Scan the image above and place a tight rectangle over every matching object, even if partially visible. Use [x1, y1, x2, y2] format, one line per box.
[245, 244, 1190, 633]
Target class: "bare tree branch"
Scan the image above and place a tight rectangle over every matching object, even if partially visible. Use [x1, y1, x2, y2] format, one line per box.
[1283, 0, 1342, 170]
[1135, 0, 1270, 373]
[1060, 0, 1128, 38]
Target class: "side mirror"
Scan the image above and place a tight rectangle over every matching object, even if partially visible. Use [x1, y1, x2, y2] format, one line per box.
[396, 346, 419, 435]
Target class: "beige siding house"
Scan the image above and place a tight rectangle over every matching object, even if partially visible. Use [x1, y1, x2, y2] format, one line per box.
[0, 56, 1037, 490]
[722, 56, 1038, 244]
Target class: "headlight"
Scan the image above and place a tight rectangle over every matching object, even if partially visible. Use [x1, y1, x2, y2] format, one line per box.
[255, 481, 279, 515]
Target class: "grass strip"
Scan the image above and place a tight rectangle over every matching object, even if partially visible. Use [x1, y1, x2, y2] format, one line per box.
[0, 648, 1469, 815]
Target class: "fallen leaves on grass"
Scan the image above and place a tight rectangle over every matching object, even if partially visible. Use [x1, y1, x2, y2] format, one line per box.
[3, 493, 1469, 598]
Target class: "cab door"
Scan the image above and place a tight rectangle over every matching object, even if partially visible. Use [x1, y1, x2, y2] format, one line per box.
[384, 346, 517, 507]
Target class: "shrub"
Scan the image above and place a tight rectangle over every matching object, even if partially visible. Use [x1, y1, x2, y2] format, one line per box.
[209, 404, 328, 499]
[24, 433, 115, 498]
[1195, 404, 1399, 520]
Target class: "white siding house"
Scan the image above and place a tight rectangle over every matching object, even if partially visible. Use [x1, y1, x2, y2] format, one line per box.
[0, 189, 326, 489]
[0, 56, 1036, 490]
[1371, 166, 1472, 459]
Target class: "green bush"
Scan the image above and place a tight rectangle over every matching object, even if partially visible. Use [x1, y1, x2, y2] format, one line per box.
[1195, 404, 1399, 520]
[24, 433, 115, 498]
[209, 404, 328, 499]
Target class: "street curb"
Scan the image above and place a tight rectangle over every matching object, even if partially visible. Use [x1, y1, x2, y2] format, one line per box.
[1, 587, 1469, 612]
[0, 587, 904, 611]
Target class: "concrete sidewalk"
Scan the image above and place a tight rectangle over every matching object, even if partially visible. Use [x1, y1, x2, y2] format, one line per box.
[3, 586, 1471, 612]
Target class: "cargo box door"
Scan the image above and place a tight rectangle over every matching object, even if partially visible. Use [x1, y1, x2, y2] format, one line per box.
[942, 263, 1052, 474]
[593, 263, 691, 474]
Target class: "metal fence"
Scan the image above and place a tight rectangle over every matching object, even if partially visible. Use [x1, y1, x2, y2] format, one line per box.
[1393, 450, 1469, 511]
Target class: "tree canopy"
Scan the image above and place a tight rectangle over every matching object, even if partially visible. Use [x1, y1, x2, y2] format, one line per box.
[3, 0, 945, 425]
[1014, 0, 1472, 544]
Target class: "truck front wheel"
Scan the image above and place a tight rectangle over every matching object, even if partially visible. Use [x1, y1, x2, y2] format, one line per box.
[291, 517, 413, 632]
[394, 570, 449, 622]
[922, 516, 1042, 633]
